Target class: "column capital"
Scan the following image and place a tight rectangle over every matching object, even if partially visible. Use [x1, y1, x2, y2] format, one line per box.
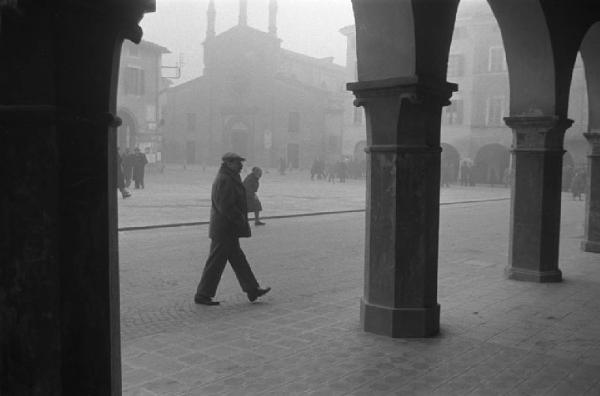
[504, 116, 573, 152]
[583, 132, 600, 156]
[347, 76, 457, 108]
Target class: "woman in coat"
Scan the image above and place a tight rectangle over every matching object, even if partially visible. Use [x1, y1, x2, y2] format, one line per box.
[243, 167, 265, 226]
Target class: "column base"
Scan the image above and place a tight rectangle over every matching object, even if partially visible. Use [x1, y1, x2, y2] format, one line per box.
[505, 266, 562, 282]
[360, 298, 440, 338]
[581, 240, 600, 253]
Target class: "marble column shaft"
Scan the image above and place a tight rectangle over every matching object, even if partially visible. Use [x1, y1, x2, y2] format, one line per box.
[582, 133, 600, 253]
[348, 77, 455, 337]
[505, 116, 573, 282]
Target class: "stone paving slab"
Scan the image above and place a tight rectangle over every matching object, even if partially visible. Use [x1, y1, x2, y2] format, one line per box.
[119, 198, 600, 395]
[118, 165, 509, 229]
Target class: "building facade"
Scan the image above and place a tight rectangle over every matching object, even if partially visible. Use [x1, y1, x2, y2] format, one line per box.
[117, 39, 170, 163]
[162, 0, 346, 169]
[341, 1, 590, 185]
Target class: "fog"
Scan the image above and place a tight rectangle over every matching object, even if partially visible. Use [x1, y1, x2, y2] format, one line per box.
[141, 0, 355, 84]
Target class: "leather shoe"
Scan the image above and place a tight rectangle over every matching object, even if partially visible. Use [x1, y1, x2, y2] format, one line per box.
[255, 221, 266, 226]
[194, 295, 220, 306]
[247, 287, 271, 302]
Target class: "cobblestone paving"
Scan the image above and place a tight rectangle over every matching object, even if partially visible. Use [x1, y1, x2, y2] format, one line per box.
[118, 165, 509, 228]
[120, 197, 600, 395]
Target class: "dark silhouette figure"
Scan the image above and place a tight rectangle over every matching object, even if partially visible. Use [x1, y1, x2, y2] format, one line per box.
[132, 147, 148, 189]
[327, 162, 336, 183]
[194, 152, 271, 306]
[570, 170, 586, 201]
[122, 148, 134, 187]
[116, 148, 131, 199]
[441, 162, 451, 188]
[278, 157, 286, 175]
[337, 160, 347, 183]
[243, 166, 265, 226]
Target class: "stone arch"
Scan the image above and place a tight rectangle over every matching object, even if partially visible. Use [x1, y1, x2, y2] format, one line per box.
[353, 0, 459, 82]
[116, 108, 138, 149]
[487, 0, 594, 117]
[473, 143, 509, 185]
[441, 143, 460, 183]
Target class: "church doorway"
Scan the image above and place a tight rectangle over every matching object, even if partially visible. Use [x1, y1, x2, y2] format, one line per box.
[229, 121, 250, 158]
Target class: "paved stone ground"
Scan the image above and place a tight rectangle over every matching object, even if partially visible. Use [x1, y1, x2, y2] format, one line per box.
[118, 165, 510, 228]
[119, 197, 600, 395]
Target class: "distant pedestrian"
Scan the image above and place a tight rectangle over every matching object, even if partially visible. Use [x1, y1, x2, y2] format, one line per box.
[122, 148, 134, 187]
[460, 161, 469, 186]
[244, 166, 265, 226]
[337, 160, 347, 183]
[194, 152, 271, 306]
[310, 159, 319, 180]
[116, 148, 131, 199]
[132, 147, 148, 189]
[441, 162, 451, 188]
[570, 170, 586, 200]
[327, 162, 336, 183]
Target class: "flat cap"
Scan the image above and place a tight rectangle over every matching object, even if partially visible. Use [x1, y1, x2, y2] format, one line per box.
[221, 152, 246, 162]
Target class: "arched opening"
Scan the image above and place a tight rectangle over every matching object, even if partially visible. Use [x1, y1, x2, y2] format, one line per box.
[473, 143, 509, 186]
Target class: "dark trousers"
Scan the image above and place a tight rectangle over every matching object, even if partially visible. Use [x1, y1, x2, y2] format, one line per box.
[196, 237, 259, 298]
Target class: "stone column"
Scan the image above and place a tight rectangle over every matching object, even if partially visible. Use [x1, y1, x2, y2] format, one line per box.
[348, 77, 456, 338]
[582, 133, 600, 253]
[504, 116, 573, 282]
[0, 2, 151, 394]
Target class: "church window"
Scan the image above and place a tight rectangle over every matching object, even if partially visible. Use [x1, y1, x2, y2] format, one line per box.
[486, 96, 505, 126]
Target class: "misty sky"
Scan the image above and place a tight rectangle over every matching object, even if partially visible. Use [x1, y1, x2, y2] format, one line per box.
[140, 0, 355, 84]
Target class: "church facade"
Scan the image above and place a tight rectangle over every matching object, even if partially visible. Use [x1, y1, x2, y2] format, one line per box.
[162, 0, 346, 169]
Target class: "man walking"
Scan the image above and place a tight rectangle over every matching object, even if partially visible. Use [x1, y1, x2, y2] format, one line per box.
[194, 152, 271, 306]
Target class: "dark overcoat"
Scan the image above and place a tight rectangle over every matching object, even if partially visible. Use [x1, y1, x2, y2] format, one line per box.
[243, 173, 262, 212]
[209, 164, 251, 240]
[132, 152, 148, 181]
